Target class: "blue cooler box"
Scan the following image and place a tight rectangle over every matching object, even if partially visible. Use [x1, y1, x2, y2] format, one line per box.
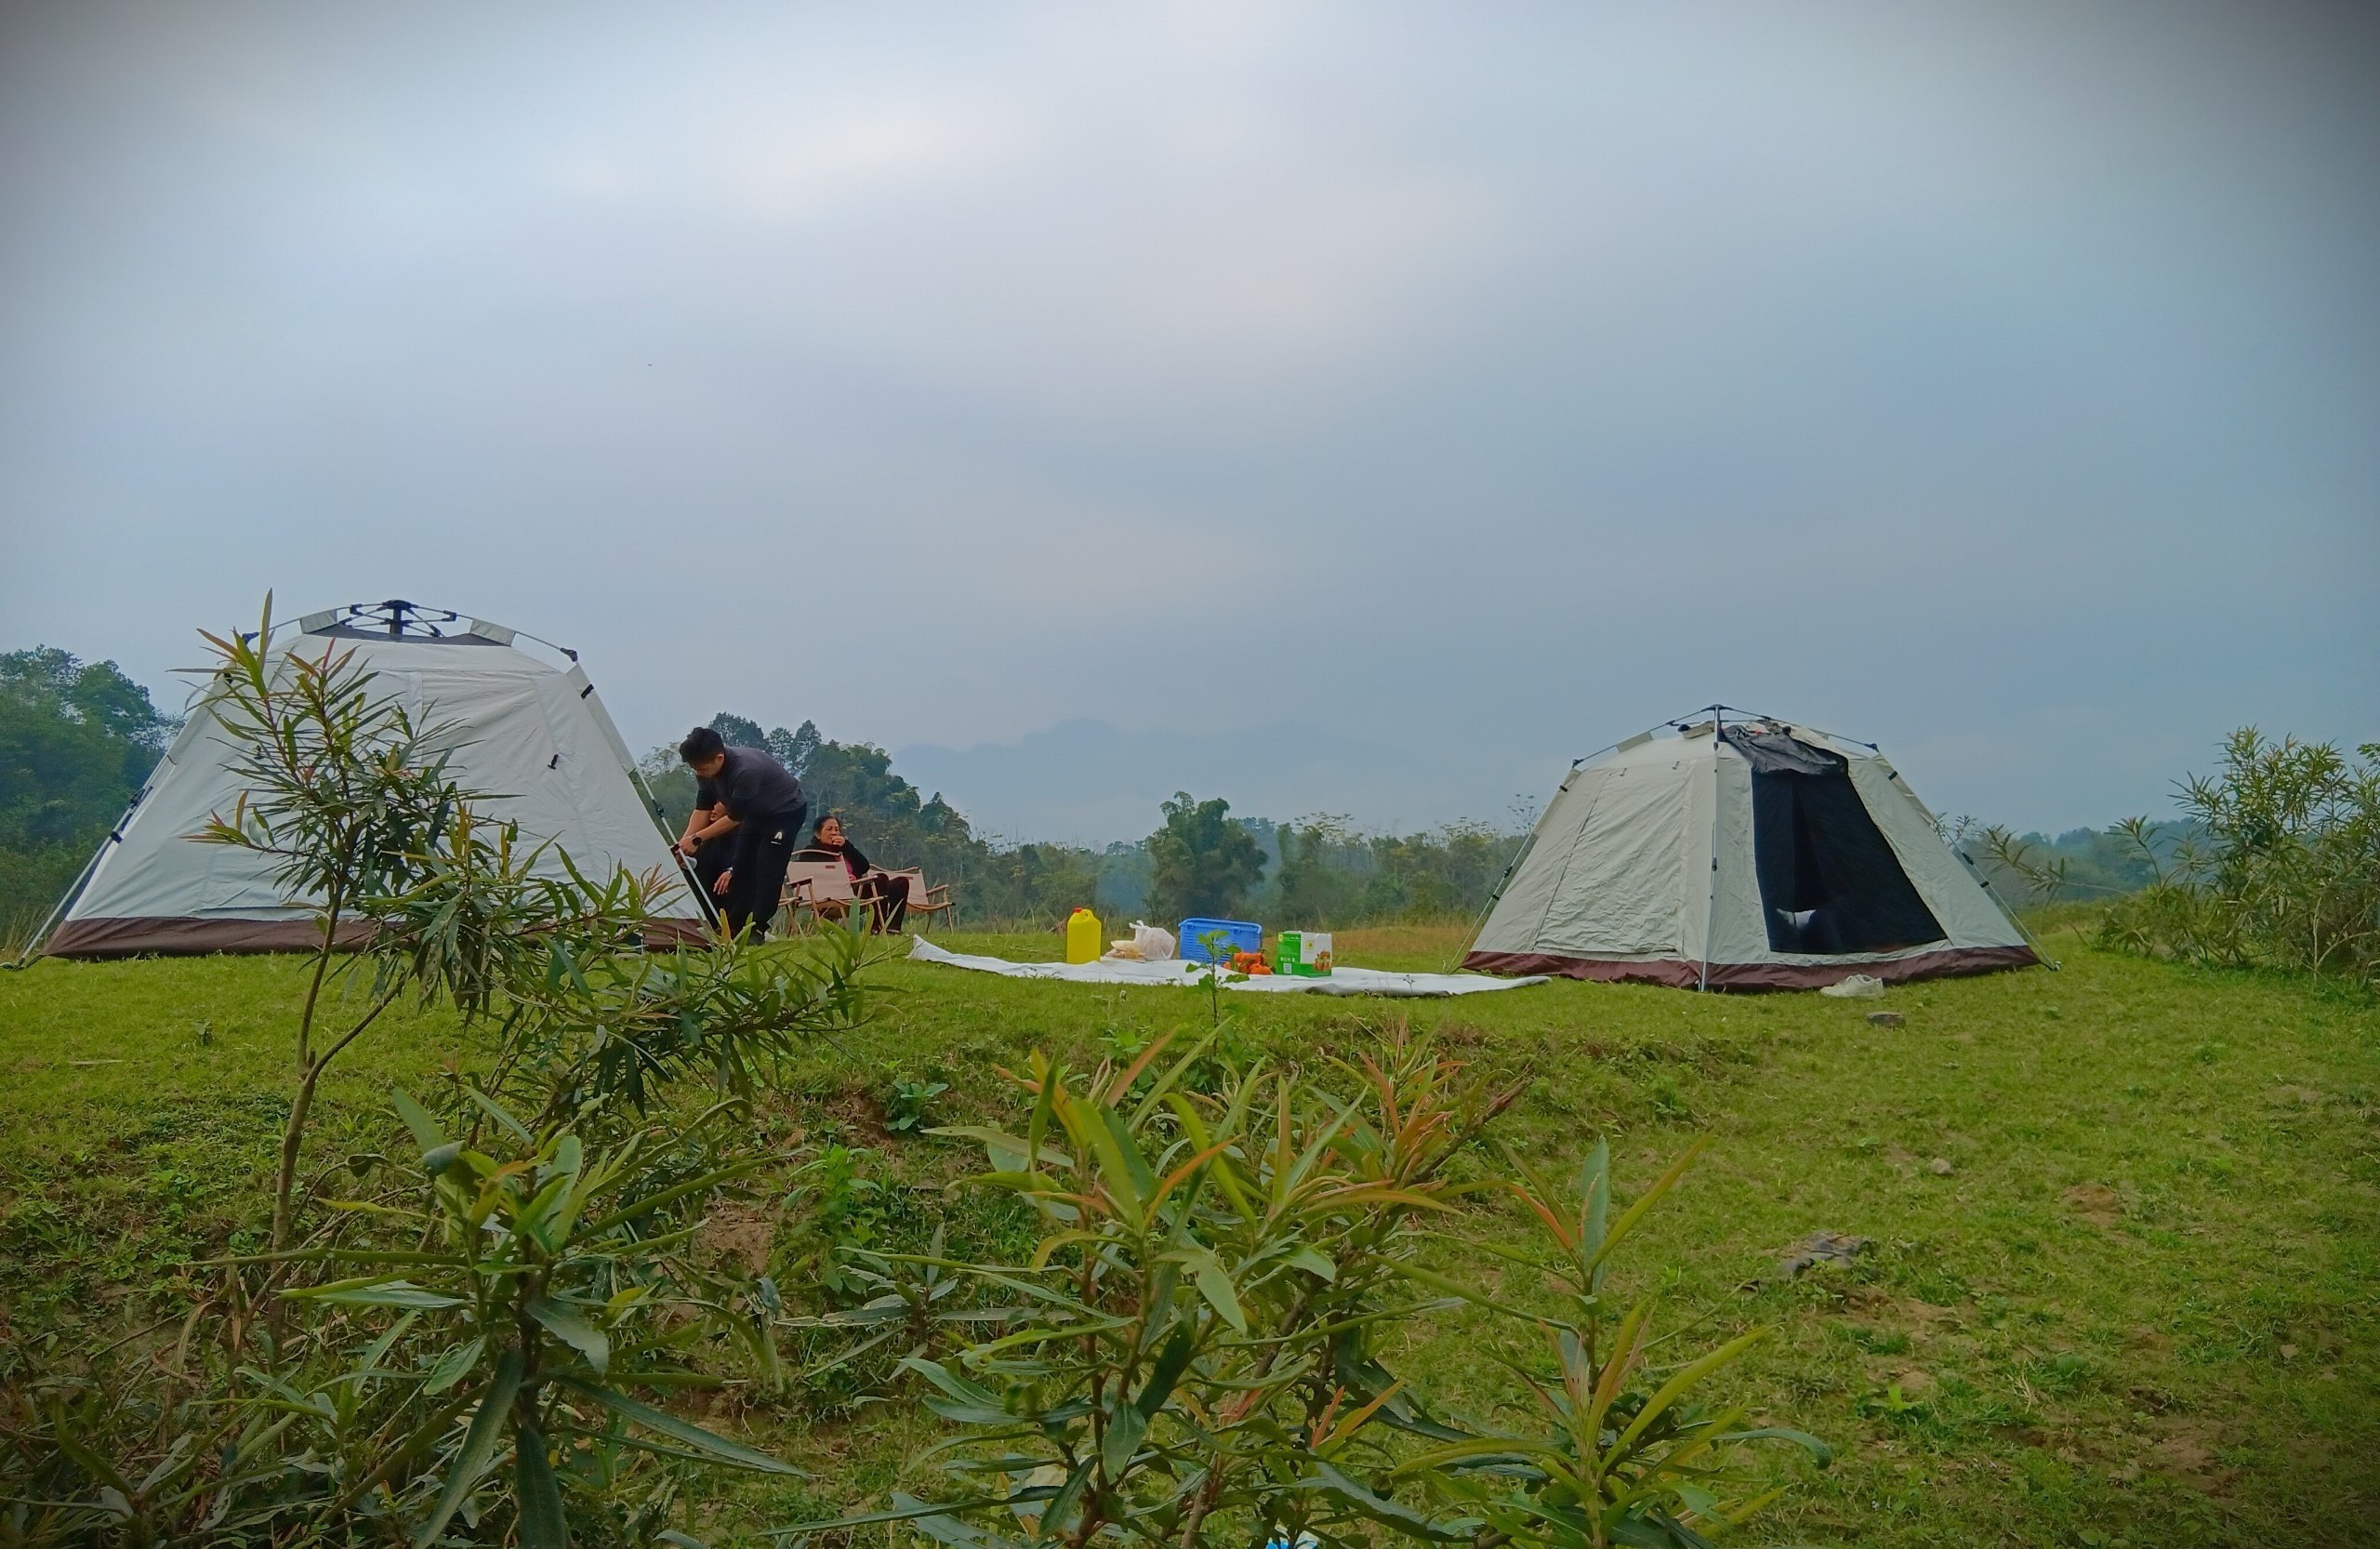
[1178, 918, 1262, 963]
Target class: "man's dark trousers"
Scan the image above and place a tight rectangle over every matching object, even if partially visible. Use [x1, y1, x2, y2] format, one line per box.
[724, 802, 806, 941]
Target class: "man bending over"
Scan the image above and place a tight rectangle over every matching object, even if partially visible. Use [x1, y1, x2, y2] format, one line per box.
[676, 726, 808, 942]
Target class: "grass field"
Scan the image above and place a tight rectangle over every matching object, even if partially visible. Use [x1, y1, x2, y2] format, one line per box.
[3, 923, 2376, 1545]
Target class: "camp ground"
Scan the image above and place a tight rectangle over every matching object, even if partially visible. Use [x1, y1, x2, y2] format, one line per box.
[28, 623, 2030, 1004]
[3, 608, 2373, 1549]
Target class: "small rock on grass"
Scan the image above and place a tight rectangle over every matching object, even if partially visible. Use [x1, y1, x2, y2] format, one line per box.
[1927, 1158, 1954, 1176]
[1777, 1228, 1873, 1277]
[1867, 1011, 1905, 1027]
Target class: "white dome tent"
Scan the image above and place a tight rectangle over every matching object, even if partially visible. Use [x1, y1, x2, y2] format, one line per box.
[35, 601, 706, 960]
[1464, 708, 2041, 990]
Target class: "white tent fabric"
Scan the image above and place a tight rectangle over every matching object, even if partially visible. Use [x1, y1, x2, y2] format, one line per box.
[1466, 719, 2036, 990]
[46, 611, 701, 958]
[908, 937, 1548, 998]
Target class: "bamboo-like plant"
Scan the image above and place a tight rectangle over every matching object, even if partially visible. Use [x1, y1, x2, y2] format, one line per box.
[1395, 1139, 1830, 1548]
[194, 596, 501, 1259]
[2098, 729, 2380, 986]
[789, 1039, 1826, 1549]
[3, 1091, 804, 1546]
[192, 597, 870, 1261]
[273, 1089, 805, 1548]
[482, 908, 869, 1126]
[786, 1031, 1528, 1549]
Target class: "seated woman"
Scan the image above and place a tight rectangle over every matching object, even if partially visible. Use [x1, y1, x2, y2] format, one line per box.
[800, 814, 910, 933]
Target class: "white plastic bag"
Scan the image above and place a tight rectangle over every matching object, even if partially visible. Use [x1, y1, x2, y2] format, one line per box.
[1818, 973, 1886, 999]
[1132, 921, 1176, 963]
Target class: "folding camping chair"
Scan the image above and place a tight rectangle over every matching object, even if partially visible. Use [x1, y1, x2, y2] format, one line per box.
[782, 860, 861, 933]
[886, 868, 955, 933]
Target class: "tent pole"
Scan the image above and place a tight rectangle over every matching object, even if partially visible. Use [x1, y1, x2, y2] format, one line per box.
[628, 758, 721, 933]
[1698, 705, 1724, 993]
[1447, 816, 1544, 973]
[1955, 845, 2062, 972]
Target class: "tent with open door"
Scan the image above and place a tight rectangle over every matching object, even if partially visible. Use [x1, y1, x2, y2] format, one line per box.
[36, 601, 706, 959]
[1464, 711, 2038, 989]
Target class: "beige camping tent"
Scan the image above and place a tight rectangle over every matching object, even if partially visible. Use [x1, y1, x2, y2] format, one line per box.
[1465, 714, 2037, 989]
[39, 602, 704, 959]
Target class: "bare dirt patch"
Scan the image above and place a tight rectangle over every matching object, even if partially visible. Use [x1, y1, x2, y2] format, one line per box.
[700, 1201, 777, 1274]
[2062, 1181, 2122, 1227]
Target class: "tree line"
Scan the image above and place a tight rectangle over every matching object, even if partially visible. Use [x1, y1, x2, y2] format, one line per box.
[643, 713, 1531, 932]
[0, 648, 174, 946]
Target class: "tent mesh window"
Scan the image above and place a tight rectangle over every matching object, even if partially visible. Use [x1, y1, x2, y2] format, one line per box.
[1726, 727, 1946, 955]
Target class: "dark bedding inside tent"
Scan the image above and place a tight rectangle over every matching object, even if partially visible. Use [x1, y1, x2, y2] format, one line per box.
[1723, 726, 1947, 954]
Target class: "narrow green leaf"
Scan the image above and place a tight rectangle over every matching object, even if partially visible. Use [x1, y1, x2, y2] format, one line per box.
[1102, 1399, 1147, 1479]
[530, 1297, 611, 1375]
[1395, 1263, 1539, 1322]
[555, 1377, 805, 1475]
[1079, 1103, 1149, 1215]
[515, 1424, 569, 1549]
[1590, 1137, 1708, 1275]
[413, 1344, 522, 1548]
[547, 1134, 584, 1184]
[391, 1090, 448, 1156]
[1134, 1325, 1197, 1418]
[463, 1086, 536, 1145]
[517, 1172, 579, 1253]
[1285, 1246, 1338, 1282]
[898, 1357, 1001, 1410]
[1299, 1460, 1466, 1541]
[578, 1159, 765, 1236]
[905, 1503, 999, 1549]
[1712, 1425, 1832, 1465]
[1127, 1028, 1216, 1128]
[1579, 1138, 1610, 1276]
[1610, 1327, 1766, 1459]
[1175, 1249, 1246, 1333]
[1026, 1059, 1060, 1175]
[927, 1125, 1071, 1169]
[422, 1337, 484, 1395]
[760, 1491, 1031, 1537]
[356, 1309, 420, 1381]
[1041, 1455, 1096, 1540]
[293, 1280, 467, 1310]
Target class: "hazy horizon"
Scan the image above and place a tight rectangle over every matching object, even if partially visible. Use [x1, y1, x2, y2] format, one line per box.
[4, 3, 2373, 843]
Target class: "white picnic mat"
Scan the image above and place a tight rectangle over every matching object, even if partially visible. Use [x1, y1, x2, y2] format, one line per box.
[906, 936, 1548, 999]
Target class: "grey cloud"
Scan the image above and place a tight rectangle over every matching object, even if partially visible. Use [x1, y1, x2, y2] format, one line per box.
[1, 1, 2373, 840]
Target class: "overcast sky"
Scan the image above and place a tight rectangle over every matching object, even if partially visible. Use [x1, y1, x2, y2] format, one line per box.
[2, 2, 2373, 841]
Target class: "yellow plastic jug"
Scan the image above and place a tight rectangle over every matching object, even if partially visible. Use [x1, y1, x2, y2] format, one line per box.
[1064, 907, 1103, 965]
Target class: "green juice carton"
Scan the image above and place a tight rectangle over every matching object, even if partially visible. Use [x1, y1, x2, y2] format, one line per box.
[1275, 931, 1333, 977]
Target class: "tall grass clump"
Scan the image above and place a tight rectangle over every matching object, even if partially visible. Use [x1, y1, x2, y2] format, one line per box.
[2096, 728, 2380, 987]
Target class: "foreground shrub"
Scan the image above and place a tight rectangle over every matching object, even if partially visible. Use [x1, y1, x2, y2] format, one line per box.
[793, 1032, 1823, 1549]
[2096, 729, 2380, 987]
[1, 1093, 798, 1546]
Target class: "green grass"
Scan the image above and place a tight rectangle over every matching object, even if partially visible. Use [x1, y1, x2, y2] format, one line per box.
[4, 924, 2376, 1545]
